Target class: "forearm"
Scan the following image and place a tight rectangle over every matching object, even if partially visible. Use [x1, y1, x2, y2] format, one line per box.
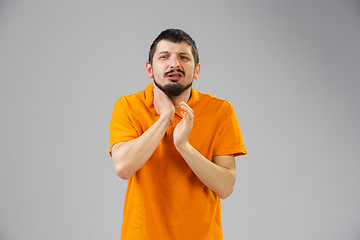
[112, 115, 171, 179]
[176, 143, 236, 199]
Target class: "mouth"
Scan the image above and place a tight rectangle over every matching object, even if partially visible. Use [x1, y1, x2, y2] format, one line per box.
[165, 70, 185, 81]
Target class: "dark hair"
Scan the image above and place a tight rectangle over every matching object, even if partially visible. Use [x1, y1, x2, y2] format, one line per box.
[148, 29, 199, 66]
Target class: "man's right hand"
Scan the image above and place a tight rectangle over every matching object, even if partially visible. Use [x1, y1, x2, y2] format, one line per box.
[111, 84, 176, 180]
[153, 84, 175, 123]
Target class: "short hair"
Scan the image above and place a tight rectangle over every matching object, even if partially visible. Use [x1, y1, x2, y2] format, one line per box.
[148, 29, 199, 66]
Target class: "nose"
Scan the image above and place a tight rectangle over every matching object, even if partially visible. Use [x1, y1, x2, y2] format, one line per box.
[170, 55, 180, 68]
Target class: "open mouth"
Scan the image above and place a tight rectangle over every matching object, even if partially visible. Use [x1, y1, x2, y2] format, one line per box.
[165, 70, 185, 81]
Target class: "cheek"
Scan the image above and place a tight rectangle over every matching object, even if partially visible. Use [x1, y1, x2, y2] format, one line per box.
[186, 66, 196, 76]
[153, 71, 165, 81]
[153, 65, 164, 75]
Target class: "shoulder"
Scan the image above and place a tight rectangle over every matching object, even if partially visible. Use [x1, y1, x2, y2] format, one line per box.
[197, 91, 234, 114]
[115, 89, 146, 106]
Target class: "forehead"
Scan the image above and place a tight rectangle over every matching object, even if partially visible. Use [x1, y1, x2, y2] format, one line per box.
[155, 40, 193, 56]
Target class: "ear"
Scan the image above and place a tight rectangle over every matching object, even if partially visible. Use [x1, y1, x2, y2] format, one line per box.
[193, 63, 201, 79]
[146, 61, 153, 78]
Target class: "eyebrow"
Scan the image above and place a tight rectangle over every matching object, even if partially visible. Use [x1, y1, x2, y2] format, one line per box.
[158, 51, 191, 57]
[158, 51, 170, 55]
[178, 52, 191, 57]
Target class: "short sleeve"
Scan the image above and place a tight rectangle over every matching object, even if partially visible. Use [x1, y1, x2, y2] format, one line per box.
[213, 105, 247, 157]
[109, 96, 139, 155]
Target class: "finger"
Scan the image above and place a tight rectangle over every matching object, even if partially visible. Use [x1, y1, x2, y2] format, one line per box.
[180, 102, 193, 116]
[180, 101, 194, 113]
[154, 84, 162, 97]
[181, 105, 194, 120]
[177, 118, 185, 128]
[153, 85, 158, 99]
[154, 85, 167, 102]
[181, 111, 193, 123]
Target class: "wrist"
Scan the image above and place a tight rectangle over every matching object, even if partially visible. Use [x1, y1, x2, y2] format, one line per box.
[159, 112, 174, 125]
[175, 141, 191, 154]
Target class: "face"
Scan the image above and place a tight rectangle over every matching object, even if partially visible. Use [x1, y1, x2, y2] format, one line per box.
[146, 40, 200, 97]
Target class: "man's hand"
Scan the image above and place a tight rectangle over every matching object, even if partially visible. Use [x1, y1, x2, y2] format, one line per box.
[173, 101, 194, 148]
[153, 84, 175, 122]
[173, 102, 236, 199]
[111, 85, 176, 180]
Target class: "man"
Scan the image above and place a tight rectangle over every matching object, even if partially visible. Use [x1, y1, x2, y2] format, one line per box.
[109, 29, 247, 239]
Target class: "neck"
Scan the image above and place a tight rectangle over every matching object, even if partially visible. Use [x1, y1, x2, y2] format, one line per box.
[171, 88, 191, 108]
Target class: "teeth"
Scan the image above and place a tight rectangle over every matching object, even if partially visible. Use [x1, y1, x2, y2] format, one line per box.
[171, 75, 181, 77]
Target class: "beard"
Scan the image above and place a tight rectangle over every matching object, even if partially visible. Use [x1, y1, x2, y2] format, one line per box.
[153, 78, 193, 97]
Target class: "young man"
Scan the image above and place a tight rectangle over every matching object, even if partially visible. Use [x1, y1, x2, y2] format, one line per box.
[109, 29, 247, 239]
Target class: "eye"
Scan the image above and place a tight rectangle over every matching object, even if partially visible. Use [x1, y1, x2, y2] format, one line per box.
[180, 55, 190, 60]
[159, 55, 169, 59]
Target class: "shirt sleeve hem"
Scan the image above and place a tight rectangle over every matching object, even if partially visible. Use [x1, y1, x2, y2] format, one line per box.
[213, 148, 247, 158]
[109, 137, 135, 156]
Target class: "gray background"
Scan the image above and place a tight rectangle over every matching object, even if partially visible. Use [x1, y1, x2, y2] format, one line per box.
[0, 0, 359, 239]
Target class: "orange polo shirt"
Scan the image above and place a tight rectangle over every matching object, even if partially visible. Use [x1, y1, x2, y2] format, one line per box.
[109, 83, 247, 240]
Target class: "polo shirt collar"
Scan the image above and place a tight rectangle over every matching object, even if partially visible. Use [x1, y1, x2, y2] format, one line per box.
[145, 82, 200, 115]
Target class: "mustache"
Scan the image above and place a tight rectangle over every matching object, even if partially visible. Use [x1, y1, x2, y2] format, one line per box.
[164, 69, 185, 78]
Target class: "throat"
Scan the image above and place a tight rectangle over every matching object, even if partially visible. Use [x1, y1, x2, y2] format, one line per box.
[172, 89, 192, 108]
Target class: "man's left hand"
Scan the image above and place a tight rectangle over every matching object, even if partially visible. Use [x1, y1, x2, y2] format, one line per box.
[173, 101, 194, 148]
